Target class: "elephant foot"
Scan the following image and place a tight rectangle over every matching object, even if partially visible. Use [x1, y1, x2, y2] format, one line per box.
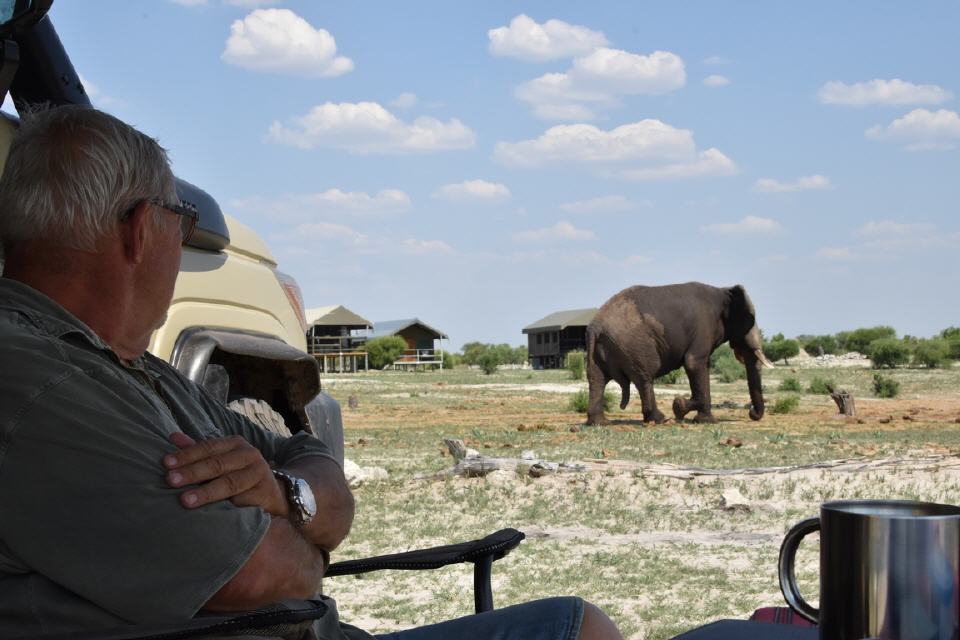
[643, 409, 666, 424]
[586, 413, 609, 427]
[692, 411, 717, 424]
[672, 396, 691, 420]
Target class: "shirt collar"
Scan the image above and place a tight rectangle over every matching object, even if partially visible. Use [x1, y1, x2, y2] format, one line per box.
[0, 277, 126, 356]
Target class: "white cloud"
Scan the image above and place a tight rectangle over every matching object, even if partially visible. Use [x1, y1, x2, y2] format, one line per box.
[495, 120, 736, 181]
[855, 220, 935, 237]
[78, 74, 120, 107]
[818, 79, 953, 107]
[559, 195, 645, 214]
[230, 189, 411, 222]
[487, 14, 608, 62]
[516, 48, 686, 120]
[222, 9, 353, 77]
[866, 108, 960, 151]
[702, 216, 781, 235]
[512, 221, 595, 243]
[432, 180, 511, 202]
[267, 101, 477, 154]
[226, 0, 282, 6]
[170, 0, 208, 5]
[390, 92, 417, 109]
[703, 74, 730, 88]
[703, 55, 731, 66]
[816, 246, 855, 260]
[495, 120, 692, 167]
[292, 221, 368, 245]
[754, 175, 831, 193]
[616, 148, 737, 181]
[620, 254, 653, 266]
[400, 238, 455, 255]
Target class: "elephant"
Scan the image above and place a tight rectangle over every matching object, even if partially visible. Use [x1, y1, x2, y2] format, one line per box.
[585, 282, 773, 425]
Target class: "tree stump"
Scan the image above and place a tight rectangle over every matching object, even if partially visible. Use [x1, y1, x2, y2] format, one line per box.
[827, 385, 856, 417]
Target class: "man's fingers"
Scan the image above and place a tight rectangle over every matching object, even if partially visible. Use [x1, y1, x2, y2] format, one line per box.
[179, 470, 259, 508]
[166, 448, 259, 488]
[169, 431, 196, 450]
[164, 435, 245, 469]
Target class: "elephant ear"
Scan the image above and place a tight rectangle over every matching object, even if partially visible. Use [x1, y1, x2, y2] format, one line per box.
[727, 285, 757, 338]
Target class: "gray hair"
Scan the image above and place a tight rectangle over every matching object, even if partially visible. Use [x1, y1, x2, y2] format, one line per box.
[0, 104, 177, 252]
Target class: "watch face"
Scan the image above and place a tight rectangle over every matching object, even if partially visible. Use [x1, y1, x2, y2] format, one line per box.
[295, 478, 317, 519]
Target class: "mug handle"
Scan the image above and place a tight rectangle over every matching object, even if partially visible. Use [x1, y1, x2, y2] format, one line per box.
[778, 517, 820, 623]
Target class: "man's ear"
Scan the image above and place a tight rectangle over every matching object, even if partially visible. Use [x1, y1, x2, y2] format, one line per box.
[119, 201, 152, 264]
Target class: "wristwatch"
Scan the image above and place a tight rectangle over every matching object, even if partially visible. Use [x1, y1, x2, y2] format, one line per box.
[272, 470, 317, 526]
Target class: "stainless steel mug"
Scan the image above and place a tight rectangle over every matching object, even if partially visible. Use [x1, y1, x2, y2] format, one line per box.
[779, 500, 960, 640]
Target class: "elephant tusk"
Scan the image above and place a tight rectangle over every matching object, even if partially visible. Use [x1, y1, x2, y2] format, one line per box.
[755, 349, 775, 368]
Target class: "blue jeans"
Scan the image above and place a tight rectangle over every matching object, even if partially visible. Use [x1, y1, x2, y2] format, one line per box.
[374, 597, 584, 640]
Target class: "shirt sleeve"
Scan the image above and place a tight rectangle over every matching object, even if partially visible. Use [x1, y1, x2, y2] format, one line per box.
[0, 367, 270, 624]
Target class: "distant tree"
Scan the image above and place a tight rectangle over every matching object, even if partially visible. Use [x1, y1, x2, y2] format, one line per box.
[941, 327, 960, 340]
[912, 339, 949, 368]
[940, 328, 960, 360]
[460, 342, 489, 366]
[801, 334, 839, 356]
[565, 350, 586, 380]
[764, 337, 800, 365]
[478, 352, 499, 375]
[868, 337, 910, 369]
[365, 336, 407, 369]
[839, 326, 897, 355]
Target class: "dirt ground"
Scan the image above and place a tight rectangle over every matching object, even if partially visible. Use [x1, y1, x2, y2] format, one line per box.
[319, 364, 960, 639]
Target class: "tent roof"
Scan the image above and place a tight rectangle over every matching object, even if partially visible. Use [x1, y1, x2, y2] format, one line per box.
[305, 305, 372, 328]
[522, 308, 597, 333]
[370, 318, 448, 340]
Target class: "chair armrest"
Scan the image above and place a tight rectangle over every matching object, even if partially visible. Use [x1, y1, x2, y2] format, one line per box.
[326, 528, 525, 613]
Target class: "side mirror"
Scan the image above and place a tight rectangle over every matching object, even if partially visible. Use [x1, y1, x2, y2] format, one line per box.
[0, 0, 51, 38]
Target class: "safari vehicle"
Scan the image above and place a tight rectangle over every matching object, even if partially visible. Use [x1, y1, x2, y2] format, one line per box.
[0, 0, 344, 460]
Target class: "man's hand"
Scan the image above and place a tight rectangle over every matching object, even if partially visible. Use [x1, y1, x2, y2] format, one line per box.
[164, 432, 288, 516]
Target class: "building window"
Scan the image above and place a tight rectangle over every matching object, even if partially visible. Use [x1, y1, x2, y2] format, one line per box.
[536, 334, 542, 345]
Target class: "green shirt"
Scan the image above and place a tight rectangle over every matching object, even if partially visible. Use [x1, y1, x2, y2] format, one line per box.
[0, 278, 336, 636]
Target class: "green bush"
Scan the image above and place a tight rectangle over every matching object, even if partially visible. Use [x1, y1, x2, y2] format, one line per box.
[565, 350, 586, 380]
[838, 326, 896, 354]
[711, 345, 746, 382]
[657, 368, 684, 384]
[764, 336, 800, 365]
[872, 373, 900, 398]
[807, 376, 835, 395]
[947, 337, 960, 361]
[460, 342, 527, 366]
[364, 336, 407, 369]
[569, 389, 615, 413]
[441, 350, 460, 369]
[912, 339, 949, 368]
[772, 395, 800, 414]
[869, 338, 910, 369]
[779, 377, 802, 392]
[800, 334, 839, 356]
[478, 352, 499, 375]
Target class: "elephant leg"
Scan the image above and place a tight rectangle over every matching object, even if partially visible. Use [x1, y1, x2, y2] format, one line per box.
[586, 355, 611, 426]
[635, 375, 666, 424]
[683, 357, 715, 423]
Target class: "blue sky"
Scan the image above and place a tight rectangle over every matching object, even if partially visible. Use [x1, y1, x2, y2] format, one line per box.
[42, 1, 960, 349]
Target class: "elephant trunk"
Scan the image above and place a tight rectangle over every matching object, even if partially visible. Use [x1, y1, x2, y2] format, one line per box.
[745, 352, 765, 420]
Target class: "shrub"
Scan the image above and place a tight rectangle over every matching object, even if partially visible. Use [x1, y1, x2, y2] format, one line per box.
[461, 342, 528, 366]
[807, 376, 835, 395]
[868, 338, 910, 369]
[872, 373, 900, 398]
[657, 368, 684, 384]
[912, 339, 949, 368]
[569, 389, 615, 413]
[772, 395, 800, 414]
[565, 350, 586, 380]
[478, 352, 499, 375]
[947, 337, 960, 361]
[711, 345, 746, 382]
[801, 334, 839, 356]
[441, 350, 460, 369]
[364, 336, 407, 369]
[838, 326, 896, 354]
[779, 377, 802, 392]
[764, 337, 800, 365]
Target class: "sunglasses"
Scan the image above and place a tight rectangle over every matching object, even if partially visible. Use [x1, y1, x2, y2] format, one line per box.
[123, 198, 199, 246]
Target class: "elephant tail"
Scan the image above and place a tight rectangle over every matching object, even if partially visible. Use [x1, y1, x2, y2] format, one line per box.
[619, 382, 630, 410]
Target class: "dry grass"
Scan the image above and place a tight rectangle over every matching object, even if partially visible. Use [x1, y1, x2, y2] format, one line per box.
[320, 364, 960, 639]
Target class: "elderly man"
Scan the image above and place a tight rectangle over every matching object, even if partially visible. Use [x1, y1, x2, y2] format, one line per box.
[0, 105, 622, 640]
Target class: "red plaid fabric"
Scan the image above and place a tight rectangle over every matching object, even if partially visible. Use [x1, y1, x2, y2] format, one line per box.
[749, 607, 816, 627]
